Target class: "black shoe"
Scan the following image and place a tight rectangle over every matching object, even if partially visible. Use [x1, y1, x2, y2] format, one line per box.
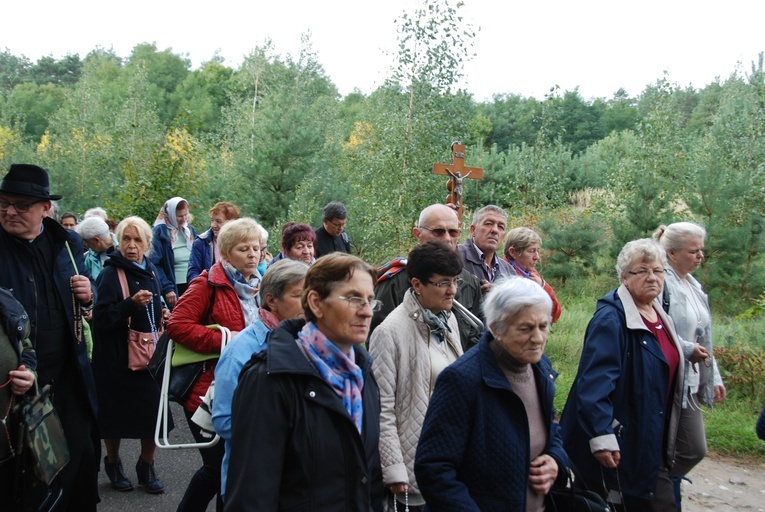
[135, 458, 165, 494]
[104, 457, 134, 492]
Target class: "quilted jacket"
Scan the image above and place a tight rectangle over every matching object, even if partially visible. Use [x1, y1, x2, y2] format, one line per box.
[166, 262, 247, 411]
[369, 290, 462, 498]
[415, 332, 568, 511]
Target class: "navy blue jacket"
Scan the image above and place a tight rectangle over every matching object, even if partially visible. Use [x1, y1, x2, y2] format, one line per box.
[757, 405, 765, 441]
[415, 332, 568, 512]
[150, 222, 197, 296]
[0, 218, 98, 416]
[560, 286, 684, 501]
[187, 228, 214, 283]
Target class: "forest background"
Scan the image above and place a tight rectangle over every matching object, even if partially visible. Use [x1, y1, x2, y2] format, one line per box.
[2, 1, 764, 458]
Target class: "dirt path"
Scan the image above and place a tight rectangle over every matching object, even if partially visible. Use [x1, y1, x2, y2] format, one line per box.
[683, 454, 765, 511]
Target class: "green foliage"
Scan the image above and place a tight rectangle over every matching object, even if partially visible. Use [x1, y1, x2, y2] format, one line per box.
[538, 211, 606, 285]
[702, 403, 765, 460]
[126, 43, 191, 126]
[714, 344, 765, 404]
[8, 82, 67, 141]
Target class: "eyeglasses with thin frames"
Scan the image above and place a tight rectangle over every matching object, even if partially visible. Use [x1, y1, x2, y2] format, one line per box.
[0, 198, 42, 213]
[418, 226, 461, 238]
[329, 220, 346, 230]
[426, 277, 464, 288]
[335, 295, 382, 312]
[627, 268, 665, 277]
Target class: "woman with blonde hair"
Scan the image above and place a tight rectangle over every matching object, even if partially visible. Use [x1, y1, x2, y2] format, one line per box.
[168, 217, 263, 511]
[93, 216, 170, 493]
[654, 222, 725, 506]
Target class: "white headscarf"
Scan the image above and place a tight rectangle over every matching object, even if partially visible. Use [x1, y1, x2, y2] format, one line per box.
[161, 197, 194, 250]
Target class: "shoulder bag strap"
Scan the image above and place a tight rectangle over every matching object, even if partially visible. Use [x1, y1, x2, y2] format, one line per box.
[117, 267, 133, 328]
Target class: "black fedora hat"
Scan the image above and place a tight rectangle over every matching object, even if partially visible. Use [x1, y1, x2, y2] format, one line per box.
[0, 164, 62, 200]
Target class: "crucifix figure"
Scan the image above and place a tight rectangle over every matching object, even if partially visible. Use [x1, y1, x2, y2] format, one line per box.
[433, 141, 483, 221]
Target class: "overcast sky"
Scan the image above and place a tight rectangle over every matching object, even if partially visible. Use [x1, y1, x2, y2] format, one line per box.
[4, 0, 763, 101]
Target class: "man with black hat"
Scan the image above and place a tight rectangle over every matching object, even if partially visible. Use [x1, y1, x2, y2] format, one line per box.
[0, 163, 100, 510]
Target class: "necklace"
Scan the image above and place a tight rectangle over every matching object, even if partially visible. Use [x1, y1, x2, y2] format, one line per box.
[145, 296, 159, 347]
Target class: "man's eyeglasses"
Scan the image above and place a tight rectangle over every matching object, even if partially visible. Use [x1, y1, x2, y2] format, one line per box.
[627, 268, 665, 277]
[335, 295, 383, 312]
[329, 220, 346, 230]
[0, 198, 42, 213]
[426, 277, 464, 288]
[419, 226, 461, 238]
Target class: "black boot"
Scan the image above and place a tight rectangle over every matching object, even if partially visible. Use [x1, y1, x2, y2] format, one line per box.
[104, 457, 134, 492]
[136, 458, 165, 494]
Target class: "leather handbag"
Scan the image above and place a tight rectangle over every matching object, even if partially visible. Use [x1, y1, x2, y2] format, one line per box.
[147, 331, 204, 404]
[546, 469, 610, 512]
[117, 267, 162, 371]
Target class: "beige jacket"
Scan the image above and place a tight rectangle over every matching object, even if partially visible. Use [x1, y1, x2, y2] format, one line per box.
[369, 290, 463, 497]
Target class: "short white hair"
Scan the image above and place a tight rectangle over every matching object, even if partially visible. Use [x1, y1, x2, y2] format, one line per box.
[616, 238, 666, 279]
[83, 207, 108, 220]
[483, 277, 552, 335]
[76, 217, 110, 241]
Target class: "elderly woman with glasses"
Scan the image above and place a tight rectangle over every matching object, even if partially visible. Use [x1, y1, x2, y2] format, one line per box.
[560, 238, 708, 511]
[369, 240, 464, 511]
[226, 253, 384, 511]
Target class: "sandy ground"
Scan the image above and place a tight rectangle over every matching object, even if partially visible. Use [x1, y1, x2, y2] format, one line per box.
[683, 454, 765, 511]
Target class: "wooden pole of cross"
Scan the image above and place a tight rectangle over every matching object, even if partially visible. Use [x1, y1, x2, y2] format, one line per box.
[432, 141, 483, 222]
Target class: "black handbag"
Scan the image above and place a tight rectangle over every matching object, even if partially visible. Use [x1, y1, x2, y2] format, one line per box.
[546, 469, 610, 512]
[147, 331, 204, 404]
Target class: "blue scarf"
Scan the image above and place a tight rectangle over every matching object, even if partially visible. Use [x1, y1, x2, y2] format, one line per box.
[222, 262, 261, 325]
[297, 322, 364, 434]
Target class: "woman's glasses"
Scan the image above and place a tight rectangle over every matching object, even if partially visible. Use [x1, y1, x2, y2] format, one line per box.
[335, 295, 383, 312]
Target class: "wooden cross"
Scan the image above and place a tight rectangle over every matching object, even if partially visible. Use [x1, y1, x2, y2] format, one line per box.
[432, 141, 484, 221]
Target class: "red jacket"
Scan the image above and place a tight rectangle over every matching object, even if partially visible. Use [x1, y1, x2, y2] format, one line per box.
[167, 262, 247, 411]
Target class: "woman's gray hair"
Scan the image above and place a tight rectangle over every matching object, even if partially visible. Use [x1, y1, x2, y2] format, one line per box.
[116, 216, 153, 256]
[260, 259, 308, 307]
[653, 222, 706, 252]
[83, 207, 108, 221]
[76, 217, 110, 241]
[483, 277, 552, 335]
[615, 238, 666, 278]
[504, 227, 542, 260]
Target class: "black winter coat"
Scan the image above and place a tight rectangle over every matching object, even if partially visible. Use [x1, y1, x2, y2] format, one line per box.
[226, 318, 383, 511]
[92, 253, 169, 438]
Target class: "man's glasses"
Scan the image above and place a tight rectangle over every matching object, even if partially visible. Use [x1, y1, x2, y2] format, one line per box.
[627, 268, 665, 277]
[419, 226, 461, 238]
[335, 295, 383, 312]
[426, 277, 464, 288]
[329, 220, 346, 230]
[0, 198, 42, 213]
